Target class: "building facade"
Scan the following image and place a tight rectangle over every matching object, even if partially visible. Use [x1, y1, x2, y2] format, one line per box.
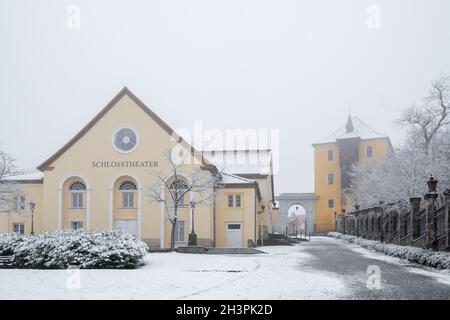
[312, 116, 392, 233]
[0, 88, 274, 249]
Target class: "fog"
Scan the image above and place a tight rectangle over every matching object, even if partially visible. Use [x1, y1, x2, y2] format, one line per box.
[1, 0, 450, 194]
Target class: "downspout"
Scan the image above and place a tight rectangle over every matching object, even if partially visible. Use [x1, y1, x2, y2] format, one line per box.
[254, 184, 257, 246]
[213, 185, 216, 247]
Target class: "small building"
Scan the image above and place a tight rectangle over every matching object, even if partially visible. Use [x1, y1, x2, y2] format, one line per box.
[0, 88, 275, 249]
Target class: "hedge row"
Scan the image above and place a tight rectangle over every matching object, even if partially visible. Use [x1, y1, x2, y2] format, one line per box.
[328, 232, 450, 269]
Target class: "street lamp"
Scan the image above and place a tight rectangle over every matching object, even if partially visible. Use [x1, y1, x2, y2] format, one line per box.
[188, 201, 198, 246]
[29, 200, 36, 235]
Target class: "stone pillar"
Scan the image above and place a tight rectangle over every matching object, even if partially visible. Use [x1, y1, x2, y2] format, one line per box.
[443, 189, 450, 250]
[424, 193, 438, 250]
[399, 208, 406, 242]
[355, 213, 359, 237]
[410, 196, 422, 239]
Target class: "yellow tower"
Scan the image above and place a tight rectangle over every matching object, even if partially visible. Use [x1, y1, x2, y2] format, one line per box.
[312, 116, 392, 233]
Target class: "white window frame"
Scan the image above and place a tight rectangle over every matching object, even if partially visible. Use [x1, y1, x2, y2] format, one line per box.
[227, 194, 234, 207]
[71, 192, 83, 209]
[122, 192, 134, 209]
[71, 221, 83, 230]
[13, 223, 25, 235]
[174, 220, 185, 242]
[235, 195, 241, 207]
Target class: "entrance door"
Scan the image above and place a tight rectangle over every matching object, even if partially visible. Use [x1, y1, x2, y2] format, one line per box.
[114, 219, 138, 237]
[226, 223, 242, 248]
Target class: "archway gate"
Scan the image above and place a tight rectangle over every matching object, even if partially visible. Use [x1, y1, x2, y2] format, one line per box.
[274, 193, 318, 235]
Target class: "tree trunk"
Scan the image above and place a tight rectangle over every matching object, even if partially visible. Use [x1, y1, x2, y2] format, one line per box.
[170, 216, 177, 251]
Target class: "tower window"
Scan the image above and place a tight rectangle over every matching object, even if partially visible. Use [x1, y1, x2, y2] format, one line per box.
[328, 173, 334, 185]
[328, 199, 334, 208]
[327, 149, 334, 161]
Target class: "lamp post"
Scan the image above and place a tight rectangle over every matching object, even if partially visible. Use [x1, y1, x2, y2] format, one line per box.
[188, 201, 198, 246]
[29, 200, 36, 235]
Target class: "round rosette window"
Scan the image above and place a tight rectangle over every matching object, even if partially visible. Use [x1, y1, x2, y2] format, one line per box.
[113, 128, 138, 153]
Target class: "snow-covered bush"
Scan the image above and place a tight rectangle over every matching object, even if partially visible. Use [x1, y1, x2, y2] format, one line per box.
[0, 230, 149, 269]
[328, 232, 450, 269]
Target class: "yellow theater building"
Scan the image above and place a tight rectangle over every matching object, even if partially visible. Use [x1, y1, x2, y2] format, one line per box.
[1, 88, 275, 249]
[312, 116, 392, 232]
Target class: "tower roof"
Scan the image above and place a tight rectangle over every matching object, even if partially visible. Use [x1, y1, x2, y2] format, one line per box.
[313, 116, 389, 145]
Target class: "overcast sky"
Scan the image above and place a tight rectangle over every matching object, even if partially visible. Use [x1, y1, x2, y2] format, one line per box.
[1, 0, 450, 195]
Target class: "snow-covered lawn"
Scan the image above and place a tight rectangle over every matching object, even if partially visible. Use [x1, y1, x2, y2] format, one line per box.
[0, 244, 347, 300]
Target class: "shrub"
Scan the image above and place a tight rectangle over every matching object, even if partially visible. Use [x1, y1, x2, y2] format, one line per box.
[328, 232, 450, 269]
[0, 229, 149, 269]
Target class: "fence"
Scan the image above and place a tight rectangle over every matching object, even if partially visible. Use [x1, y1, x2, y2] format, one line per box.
[336, 185, 450, 252]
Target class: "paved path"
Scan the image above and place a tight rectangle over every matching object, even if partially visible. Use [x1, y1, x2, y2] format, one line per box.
[300, 237, 450, 299]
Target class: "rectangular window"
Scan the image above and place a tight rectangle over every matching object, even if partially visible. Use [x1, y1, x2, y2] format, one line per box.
[123, 192, 134, 208]
[328, 199, 334, 208]
[228, 223, 241, 230]
[328, 149, 334, 161]
[228, 195, 234, 207]
[13, 223, 24, 235]
[71, 221, 83, 230]
[328, 173, 334, 185]
[71, 192, 83, 208]
[174, 221, 185, 242]
[366, 145, 373, 158]
[235, 195, 241, 207]
[16, 195, 26, 210]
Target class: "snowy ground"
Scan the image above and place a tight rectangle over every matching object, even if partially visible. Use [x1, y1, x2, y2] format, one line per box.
[0, 237, 449, 299]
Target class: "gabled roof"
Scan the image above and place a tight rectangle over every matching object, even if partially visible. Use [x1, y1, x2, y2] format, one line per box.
[221, 172, 257, 184]
[221, 172, 261, 200]
[313, 116, 390, 145]
[37, 87, 215, 171]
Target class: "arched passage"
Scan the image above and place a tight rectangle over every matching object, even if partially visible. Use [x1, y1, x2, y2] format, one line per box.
[287, 204, 307, 236]
[274, 193, 318, 235]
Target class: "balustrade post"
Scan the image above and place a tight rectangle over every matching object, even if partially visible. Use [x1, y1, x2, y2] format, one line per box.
[424, 193, 438, 250]
[410, 196, 421, 240]
[443, 189, 450, 250]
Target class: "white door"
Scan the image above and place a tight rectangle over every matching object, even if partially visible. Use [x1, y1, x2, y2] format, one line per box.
[226, 223, 242, 248]
[114, 219, 138, 237]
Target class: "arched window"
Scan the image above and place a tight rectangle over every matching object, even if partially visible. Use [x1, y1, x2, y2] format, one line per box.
[69, 181, 86, 209]
[119, 180, 137, 209]
[169, 179, 189, 205]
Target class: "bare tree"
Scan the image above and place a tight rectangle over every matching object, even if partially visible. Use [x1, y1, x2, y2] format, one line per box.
[347, 75, 450, 210]
[145, 150, 223, 251]
[397, 75, 450, 153]
[0, 148, 25, 214]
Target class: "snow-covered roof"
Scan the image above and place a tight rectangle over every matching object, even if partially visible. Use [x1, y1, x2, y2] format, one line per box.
[221, 172, 257, 185]
[314, 116, 388, 145]
[1, 169, 44, 182]
[203, 150, 272, 175]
